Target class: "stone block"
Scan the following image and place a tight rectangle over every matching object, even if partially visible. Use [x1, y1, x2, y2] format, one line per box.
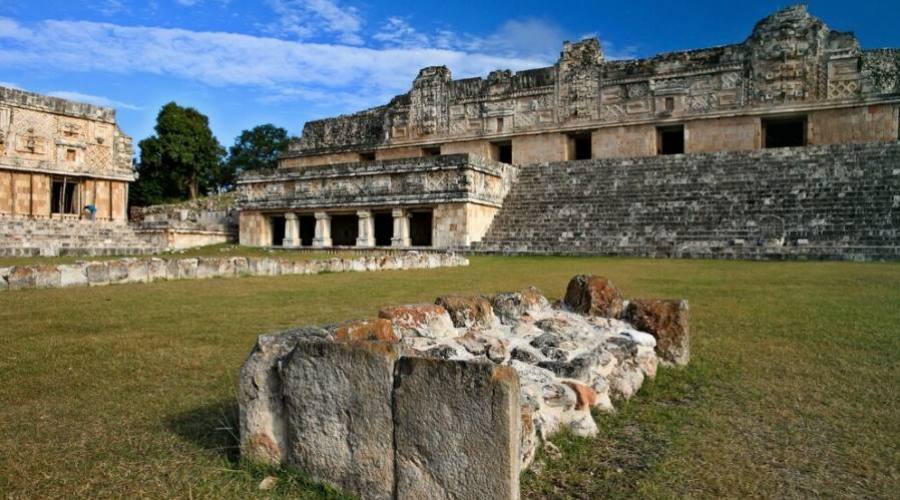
[59, 263, 88, 288]
[435, 294, 498, 329]
[107, 260, 129, 284]
[329, 319, 398, 342]
[248, 257, 278, 276]
[124, 259, 150, 283]
[238, 327, 330, 465]
[281, 341, 401, 500]
[230, 257, 250, 276]
[7, 266, 35, 290]
[196, 257, 225, 279]
[378, 304, 457, 339]
[148, 258, 168, 281]
[624, 299, 690, 366]
[32, 265, 61, 288]
[167, 258, 198, 280]
[492, 287, 549, 325]
[393, 358, 520, 500]
[85, 262, 109, 286]
[563, 275, 624, 318]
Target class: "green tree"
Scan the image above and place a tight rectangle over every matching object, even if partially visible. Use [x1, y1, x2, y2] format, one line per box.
[227, 124, 290, 173]
[132, 102, 226, 205]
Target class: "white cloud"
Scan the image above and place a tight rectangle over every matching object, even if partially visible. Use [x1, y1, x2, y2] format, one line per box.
[373, 17, 430, 49]
[265, 0, 364, 45]
[46, 91, 139, 110]
[0, 17, 545, 108]
[93, 0, 127, 16]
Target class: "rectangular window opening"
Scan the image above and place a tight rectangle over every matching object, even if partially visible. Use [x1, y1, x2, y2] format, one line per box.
[270, 215, 286, 247]
[490, 141, 513, 164]
[65, 149, 77, 162]
[359, 151, 376, 162]
[422, 146, 441, 157]
[657, 125, 685, 155]
[299, 215, 316, 247]
[51, 179, 79, 215]
[762, 116, 807, 149]
[568, 133, 592, 161]
[409, 210, 433, 247]
[374, 212, 393, 246]
[330, 214, 359, 246]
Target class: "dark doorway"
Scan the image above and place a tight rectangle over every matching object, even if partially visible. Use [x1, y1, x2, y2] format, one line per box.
[374, 212, 393, 246]
[359, 151, 376, 161]
[331, 214, 359, 246]
[491, 141, 513, 164]
[422, 146, 441, 157]
[299, 215, 315, 247]
[51, 179, 78, 214]
[657, 125, 685, 155]
[270, 216, 286, 247]
[763, 117, 807, 148]
[569, 133, 592, 160]
[409, 210, 433, 247]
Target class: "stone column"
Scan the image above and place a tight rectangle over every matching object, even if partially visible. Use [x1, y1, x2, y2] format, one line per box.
[283, 213, 300, 248]
[391, 208, 411, 248]
[356, 209, 375, 247]
[313, 212, 332, 248]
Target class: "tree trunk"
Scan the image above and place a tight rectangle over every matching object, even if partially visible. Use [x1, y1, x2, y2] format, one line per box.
[189, 176, 198, 200]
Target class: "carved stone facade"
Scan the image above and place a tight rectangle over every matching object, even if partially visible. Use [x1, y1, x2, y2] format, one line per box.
[239, 6, 900, 252]
[0, 86, 135, 222]
[286, 5, 899, 164]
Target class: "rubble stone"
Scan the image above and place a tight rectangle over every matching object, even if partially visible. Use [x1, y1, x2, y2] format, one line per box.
[625, 299, 691, 366]
[564, 275, 625, 318]
[378, 304, 456, 339]
[435, 294, 497, 329]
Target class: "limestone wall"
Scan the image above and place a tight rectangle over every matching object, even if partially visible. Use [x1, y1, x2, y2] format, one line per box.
[809, 104, 899, 145]
[0, 252, 469, 291]
[131, 195, 238, 250]
[685, 116, 760, 153]
[284, 6, 899, 163]
[477, 141, 900, 260]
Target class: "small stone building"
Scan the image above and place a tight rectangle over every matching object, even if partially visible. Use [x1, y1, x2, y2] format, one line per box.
[0, 86, 134, 221]
[237, 5, 900, 250]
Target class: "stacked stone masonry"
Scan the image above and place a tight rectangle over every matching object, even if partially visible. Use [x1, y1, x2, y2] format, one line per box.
[0, 86, 134, 222]
[476, 142, 900, 260]
[284, 5, 900, 164]
[238, 275, 690, 499]
[0, 215, 160, 257]
[0, 252, 469, 291]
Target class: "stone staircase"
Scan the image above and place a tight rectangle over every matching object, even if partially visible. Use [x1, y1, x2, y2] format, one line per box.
[475, 142, 900, 260]
[0, 216, 162, 257]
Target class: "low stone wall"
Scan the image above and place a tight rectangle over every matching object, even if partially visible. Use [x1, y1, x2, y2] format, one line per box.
[0, 252, 469, 292]
[239, 275, 689, 499]
[131, 195, 238, 251]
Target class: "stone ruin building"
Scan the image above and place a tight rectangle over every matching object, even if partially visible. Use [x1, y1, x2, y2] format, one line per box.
[238, 5, 900, 260]
[0, 86, 160, 256]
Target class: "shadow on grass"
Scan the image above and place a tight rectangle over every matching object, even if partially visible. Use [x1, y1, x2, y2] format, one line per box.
[167, 398, 242, 465]
[166, 399, 354, 498]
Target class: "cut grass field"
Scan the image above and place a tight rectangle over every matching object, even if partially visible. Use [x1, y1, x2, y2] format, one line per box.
[1, 256, 898, 498]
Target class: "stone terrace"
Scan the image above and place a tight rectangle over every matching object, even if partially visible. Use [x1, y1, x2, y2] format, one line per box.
[476, 142, 900, 260]
[0, 215, 159, 257]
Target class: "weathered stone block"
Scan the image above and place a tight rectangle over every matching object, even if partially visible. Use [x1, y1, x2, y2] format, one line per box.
[0, 267, 9, 291]
[564, 275, 624, 318]
[393, 358, 520, 500]
[329, 318, 398, 342]
[230, 256, 250, 276]
[124, 259, 150, 283]
[281, 341, 401, 500]
[59, 263, 88, 288]
[238, 327, 330, 465]
[85, 262, 109, 286]
[492, 287, 550, 325]
[435, 294, 498, 329]
[7, 266, 35, 290]
[107, 260, 129, 284]
[248, 257, 278, 276]
[148, 258, 168, 281]
[624, 299, 690, 366]
[33, 265, 60, 288]
[378, 304, 457, 339]
[167, 258, 198, 280]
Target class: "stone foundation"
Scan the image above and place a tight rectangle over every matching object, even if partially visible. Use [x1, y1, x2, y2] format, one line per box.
[0, 252, 469, 291]
[238, 276, 689, 499]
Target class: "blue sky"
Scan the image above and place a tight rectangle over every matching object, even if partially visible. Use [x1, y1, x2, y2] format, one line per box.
[0, 0, 897, 152]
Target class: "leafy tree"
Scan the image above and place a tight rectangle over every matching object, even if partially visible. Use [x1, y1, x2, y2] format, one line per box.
[227, 124, 290, 173]
[131, 102, 226, 205]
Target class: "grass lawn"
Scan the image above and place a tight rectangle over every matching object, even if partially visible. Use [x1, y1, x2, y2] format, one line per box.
[1, 256, 898, 498]
[0, 244, 369, 267]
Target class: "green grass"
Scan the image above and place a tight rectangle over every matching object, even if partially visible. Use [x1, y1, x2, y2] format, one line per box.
[1, 256, 898, 498]
[0, 244, 369, 267]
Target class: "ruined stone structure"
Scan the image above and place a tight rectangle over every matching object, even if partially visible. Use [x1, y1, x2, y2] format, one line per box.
[239, 275, 689, 499]
[237, 6, 900, 257]
[0, 86, 158, 256]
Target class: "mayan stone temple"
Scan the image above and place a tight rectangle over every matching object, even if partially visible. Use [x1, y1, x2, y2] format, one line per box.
[237, 5, 900, 260]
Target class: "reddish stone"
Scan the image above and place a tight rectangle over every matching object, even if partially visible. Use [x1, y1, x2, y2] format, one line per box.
[563, 275, 624, 318]
[378, 304, 455, 338]
[332, 319, 399, 343]
[624, 299, 690, 366]
[563, 381, 599, 410]
[435, 294, 497, 328]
